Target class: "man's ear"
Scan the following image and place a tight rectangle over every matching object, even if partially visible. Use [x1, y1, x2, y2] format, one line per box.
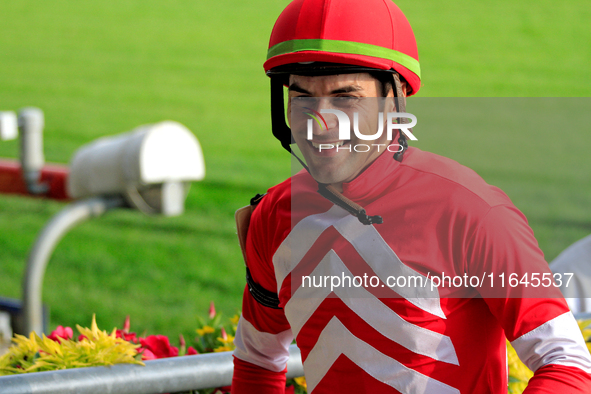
[402, 80, 409, 97]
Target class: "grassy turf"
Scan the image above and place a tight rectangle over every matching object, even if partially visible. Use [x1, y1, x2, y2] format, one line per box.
[0, 0, 590, 340]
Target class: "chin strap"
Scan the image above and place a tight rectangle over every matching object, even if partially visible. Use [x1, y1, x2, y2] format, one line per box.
[317, 183, 383, 225]
[393, 72, 409, 162]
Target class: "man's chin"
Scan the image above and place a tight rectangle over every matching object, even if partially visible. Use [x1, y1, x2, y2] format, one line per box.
[308, 168, 348, 187]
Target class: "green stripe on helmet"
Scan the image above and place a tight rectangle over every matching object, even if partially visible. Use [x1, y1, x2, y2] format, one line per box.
[267, 39, 421, 78]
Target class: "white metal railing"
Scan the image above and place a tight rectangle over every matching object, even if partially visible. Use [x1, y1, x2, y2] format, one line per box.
[0, 344, 304, 394]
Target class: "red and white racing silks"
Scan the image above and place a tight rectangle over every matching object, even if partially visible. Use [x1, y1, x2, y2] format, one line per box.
[232, 147, 591, 393]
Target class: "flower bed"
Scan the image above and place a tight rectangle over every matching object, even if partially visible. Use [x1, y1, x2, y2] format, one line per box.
[1, 304, 589, 394]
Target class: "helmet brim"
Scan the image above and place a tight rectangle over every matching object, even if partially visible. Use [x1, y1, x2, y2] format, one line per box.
[264, 53, 420, 96]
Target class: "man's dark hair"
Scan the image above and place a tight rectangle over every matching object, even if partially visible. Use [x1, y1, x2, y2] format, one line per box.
[274, 62, 404, 98]
[369, 72, 396, 97]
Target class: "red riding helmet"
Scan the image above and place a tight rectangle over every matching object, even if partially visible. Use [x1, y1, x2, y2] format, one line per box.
[265, 0, 421, 95]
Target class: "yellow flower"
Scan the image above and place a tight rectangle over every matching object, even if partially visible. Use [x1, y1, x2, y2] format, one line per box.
[578, 319, 591, 340]
[294, 376, 307, 389]
[0, 315, 142, 376]
[212, 331, 235, 352]
[196, 326, 215, 336]
[230, 314, 240, 325]
[576, 319, 591, 359]
[217, 334, 235, 346]
[213, 345, 234, 352]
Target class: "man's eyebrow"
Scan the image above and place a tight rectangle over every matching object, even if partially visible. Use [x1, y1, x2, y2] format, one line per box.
[330, 85, 363, 94]
[288, 83, 311, 94]
[288, 83, 364, 95]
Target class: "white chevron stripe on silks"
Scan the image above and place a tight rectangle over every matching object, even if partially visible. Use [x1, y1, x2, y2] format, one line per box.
[233, 317, 293, 372]
[274, 205, 349, 289]
[304, 317, 461, 394]
[332, 214, 445, 318]
[273, 205, 444, 318]
[511, 311, 591, 373]
[285, 250, 459, 365]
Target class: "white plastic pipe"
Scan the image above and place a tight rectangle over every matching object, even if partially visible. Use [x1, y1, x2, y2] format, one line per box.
[21, 196, 126, 335]
[18, 107, 46, 194]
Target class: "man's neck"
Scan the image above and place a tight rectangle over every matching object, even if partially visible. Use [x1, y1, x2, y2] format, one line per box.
[327, 138, 395, 193]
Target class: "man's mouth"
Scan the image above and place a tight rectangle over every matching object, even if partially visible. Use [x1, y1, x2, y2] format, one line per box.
[309, 140, 347, 149]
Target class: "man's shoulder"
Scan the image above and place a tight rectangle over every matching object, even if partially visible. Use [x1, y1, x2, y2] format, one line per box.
[402, 147, 512, 209]
[261, 176, 291, 206]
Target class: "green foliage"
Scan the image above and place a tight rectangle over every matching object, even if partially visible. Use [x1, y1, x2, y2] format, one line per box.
[0, 316, 142, 375]
[193, 307, 238, 354]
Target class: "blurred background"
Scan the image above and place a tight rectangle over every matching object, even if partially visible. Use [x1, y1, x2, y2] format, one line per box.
[0, 0, 589, 340]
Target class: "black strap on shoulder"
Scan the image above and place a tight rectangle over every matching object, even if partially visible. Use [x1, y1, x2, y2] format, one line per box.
[244, 193, 282, 309]
[250, 193, 266, 206]
[246, 267, 281, 309]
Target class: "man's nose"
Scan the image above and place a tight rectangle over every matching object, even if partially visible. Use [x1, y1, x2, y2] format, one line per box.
[316, 98, 339, 132]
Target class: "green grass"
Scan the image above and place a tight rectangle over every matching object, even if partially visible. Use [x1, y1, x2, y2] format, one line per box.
[0, 0, 590, 341]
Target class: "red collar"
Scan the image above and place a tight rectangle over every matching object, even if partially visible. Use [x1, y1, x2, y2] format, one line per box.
[341, 148, 405, 202]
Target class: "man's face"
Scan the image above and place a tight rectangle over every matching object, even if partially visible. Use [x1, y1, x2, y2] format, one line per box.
[287, 73, 397, 189]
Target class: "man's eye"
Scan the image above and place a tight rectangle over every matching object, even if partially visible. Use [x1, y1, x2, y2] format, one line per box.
[332, 96, 359, 108]
[291, 97, 319, 111]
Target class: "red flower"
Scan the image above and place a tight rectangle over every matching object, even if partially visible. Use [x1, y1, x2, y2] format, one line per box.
[187, 346, 198, 355]
[285, 385, 295, 394]
[209, 301, 216, 319]
[122, 315, 131, 333]
[139, 335, 179, 359]
[112, 315, 138, 343]
[115, 329, 138, 343]
[47, 326, 73, 342]
[140, 348, 157, 360]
